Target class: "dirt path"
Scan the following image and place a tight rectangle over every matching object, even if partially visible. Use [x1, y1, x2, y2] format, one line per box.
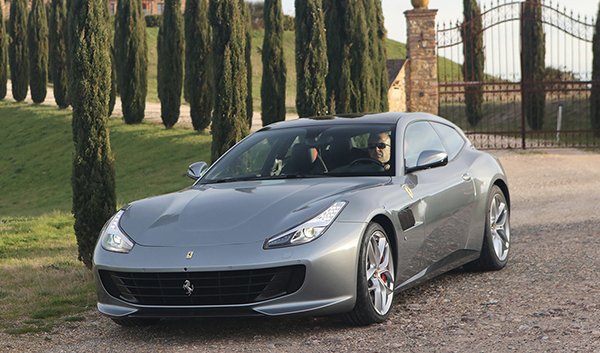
[4, 81, 298, 131]
[1, 148, 599, 352]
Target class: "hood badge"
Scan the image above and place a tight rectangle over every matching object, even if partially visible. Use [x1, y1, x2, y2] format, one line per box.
[183, 280, 194, 296]
[186, 251, 194, 259]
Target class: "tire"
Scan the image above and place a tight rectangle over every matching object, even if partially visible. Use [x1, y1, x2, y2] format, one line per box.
[345, 222, 395, 326]
[110, 317, 159, 327]
[464, 185, 510, 271]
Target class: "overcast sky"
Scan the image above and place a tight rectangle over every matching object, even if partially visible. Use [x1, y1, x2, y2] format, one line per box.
[276, 0, 598, 43]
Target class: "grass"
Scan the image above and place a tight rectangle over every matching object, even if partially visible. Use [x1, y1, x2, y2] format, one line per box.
[0, 102, 210, 334]
[439, 97, 600, 148]
[0, 212, 95, 334]
[0, 102, 212, 333]
[0, 101, 211, 216]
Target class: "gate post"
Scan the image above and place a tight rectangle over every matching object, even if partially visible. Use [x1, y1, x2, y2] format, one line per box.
[405, 7, 439, 114]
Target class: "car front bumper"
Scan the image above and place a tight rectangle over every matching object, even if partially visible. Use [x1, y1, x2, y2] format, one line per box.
[93, 221, 366, 318]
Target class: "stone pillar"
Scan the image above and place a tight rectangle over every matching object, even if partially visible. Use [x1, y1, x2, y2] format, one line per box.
[405, 9, 438, 114]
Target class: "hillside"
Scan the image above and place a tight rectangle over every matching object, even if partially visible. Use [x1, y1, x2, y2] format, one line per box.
[0, 102, 210, 217]
[146, 28, 421, 111]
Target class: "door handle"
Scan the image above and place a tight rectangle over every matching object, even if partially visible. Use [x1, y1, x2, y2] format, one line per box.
[462, 173, 472, 181]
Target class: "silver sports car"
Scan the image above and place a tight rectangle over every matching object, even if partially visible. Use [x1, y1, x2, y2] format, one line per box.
[93, 112, 511, 326]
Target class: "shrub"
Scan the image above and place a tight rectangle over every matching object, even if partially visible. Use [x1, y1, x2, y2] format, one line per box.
[145, 14, 161, 27]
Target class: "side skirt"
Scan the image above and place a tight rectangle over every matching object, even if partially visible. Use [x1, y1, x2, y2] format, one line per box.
[395, 249, 480, 292]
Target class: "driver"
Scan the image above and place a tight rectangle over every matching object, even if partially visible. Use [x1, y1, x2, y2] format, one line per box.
[367, 132, 391, 170]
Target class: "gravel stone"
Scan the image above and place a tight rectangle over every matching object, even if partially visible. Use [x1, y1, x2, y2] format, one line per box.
[2, 149, 600, 352]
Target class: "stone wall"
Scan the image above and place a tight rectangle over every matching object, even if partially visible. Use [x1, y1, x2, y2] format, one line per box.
[405, 9, 438, 115]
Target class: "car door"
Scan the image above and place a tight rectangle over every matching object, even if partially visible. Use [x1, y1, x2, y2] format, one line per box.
[402, 121, 476, 271]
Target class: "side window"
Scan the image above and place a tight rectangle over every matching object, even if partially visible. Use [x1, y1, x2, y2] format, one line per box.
[404, 121, 446, 169]
[431, 123, 465, 160]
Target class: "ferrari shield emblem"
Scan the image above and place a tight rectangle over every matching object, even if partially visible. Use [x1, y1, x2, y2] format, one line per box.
[403, 184, 414, 199]
[186, 251, 194, 259]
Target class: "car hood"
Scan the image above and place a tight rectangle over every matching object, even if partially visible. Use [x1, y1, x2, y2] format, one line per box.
[120, 177, 389, 247]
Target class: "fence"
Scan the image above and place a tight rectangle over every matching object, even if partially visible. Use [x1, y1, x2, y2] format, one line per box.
[437, 0, 598, 149]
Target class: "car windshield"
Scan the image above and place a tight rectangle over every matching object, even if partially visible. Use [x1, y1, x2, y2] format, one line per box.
[200, 124, 396, 184]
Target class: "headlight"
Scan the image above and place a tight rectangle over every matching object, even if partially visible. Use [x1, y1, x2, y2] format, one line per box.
[264, 201, 347, 249]
[99, 210, 134, 253]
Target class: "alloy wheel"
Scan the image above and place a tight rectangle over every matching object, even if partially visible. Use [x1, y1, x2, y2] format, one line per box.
[365, 230, 394, 315]
[489, 193, 510, 261]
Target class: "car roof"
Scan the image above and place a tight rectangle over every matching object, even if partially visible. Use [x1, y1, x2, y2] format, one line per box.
[259, 112, 450, 131]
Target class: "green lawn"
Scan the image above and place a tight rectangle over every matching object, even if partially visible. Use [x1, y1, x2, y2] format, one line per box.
[0, 102, 211, 333]
[0, 101, 210, 216]
[440, 97, 600, 147]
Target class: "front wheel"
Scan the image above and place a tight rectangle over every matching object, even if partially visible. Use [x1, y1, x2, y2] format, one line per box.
[345, 223, 395, 326]
[464, 185, 510, 271]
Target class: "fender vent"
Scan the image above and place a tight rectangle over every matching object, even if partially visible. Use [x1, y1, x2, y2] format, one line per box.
[398, 208, 416, 231]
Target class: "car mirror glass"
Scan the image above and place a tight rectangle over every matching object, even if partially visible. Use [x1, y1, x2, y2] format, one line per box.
[406, 150, 448, 174]
[187, 161, 208, 180]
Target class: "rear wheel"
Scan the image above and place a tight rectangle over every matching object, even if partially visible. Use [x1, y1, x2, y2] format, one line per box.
[345, 223, 395, 326]
[464, 185, 510, 271]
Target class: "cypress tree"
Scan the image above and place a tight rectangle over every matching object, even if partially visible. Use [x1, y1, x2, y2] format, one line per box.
[50, 0, 69, 108]
[46, 1, 53, 83]
[592, 5, 600, 137]
[69, 0, 116, 269]
[242, 1, 253, 128]
[108, 46, 117, 116]
[115, 0, 148, 124]
[103, 0, 116, 116]
[158, 0, 184, 128]
[324, 0, 342, 112]
[28, 0, 49, 104]
[521, 0, 545, 131]
[260, 0, 285, 126]
[325, 0, 375, 114]
[185, 0, 212, 131]
[370, 0, 388, 112]
[344, 0, 372, 113]
[0, 7, 7, 100]
[209, 0, 248, 162]
[8, 0, 28, 102]
[461, 0, 484, 127]
[295, 0, 328, 117]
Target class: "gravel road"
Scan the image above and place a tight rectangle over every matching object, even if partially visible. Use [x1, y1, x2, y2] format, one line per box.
[2, 148, 599, 352]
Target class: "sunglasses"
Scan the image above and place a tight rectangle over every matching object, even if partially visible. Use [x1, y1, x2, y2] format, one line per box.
[368, 142, 390, 150]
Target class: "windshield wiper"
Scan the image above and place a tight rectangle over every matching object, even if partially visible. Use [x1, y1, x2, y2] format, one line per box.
[201, 175, 261, 184]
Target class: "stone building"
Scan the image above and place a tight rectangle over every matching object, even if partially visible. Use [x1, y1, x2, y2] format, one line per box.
[387, 59, 407, 112]
[108, 0, 185, 16]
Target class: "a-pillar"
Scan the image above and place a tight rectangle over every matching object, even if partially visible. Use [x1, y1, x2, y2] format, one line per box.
[405, 9, 438, 114]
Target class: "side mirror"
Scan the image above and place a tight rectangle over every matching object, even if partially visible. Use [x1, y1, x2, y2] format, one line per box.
[187, 161, 208, 180]
[405, 150, 448, 174]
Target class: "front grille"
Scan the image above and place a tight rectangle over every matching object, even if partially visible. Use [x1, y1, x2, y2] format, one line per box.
[99, 265, 305, 306]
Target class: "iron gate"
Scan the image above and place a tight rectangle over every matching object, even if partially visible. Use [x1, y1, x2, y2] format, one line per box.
[437, 0, 598, 149]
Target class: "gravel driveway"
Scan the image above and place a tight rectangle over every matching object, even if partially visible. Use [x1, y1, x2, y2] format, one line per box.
[2, 141, 600, 350]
